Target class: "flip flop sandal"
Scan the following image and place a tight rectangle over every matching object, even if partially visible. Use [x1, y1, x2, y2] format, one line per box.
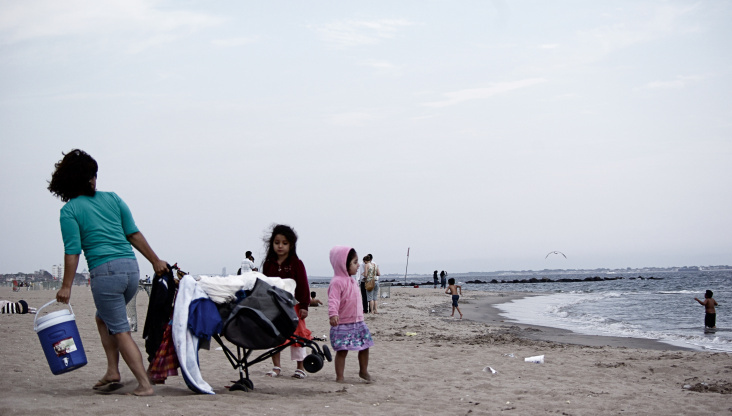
[94, 381, 124, 393]
[292, 369, 308, 379]
[265, 366, 282, 377]
[93, 379, 123, 392]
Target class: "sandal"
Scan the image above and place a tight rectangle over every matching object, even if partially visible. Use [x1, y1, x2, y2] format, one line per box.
[265, 367, 281, 377]
[93, 379, 124, 392]
[292, 369, 308, 379]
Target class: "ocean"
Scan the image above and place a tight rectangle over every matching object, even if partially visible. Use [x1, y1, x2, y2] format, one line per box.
[311, 270, 731, 352]
[469, 270, 731, 352]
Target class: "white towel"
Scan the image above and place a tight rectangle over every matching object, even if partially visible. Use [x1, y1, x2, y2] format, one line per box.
[172, 275, 215, 395]
[197, 272, 297, 304]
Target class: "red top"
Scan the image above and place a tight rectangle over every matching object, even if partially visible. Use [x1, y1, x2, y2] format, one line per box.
[262, 257, 309, 311]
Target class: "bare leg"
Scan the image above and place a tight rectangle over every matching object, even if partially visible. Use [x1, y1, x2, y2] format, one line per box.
[113, 331, 154, 396]
[269, 351, 282, 375]
[456, 306, 463, 319]
[95, 316, 121, 383]
[358, 349, 371, 382]
[335, 350, 347, 382]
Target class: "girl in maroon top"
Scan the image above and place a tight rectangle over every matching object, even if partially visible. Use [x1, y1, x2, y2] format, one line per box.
[261, 224, 312, 379]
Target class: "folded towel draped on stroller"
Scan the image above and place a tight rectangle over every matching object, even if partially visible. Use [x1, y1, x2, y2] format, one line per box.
[214, 278, 332, 392]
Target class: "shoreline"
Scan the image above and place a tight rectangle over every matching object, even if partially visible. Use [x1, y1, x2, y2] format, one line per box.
[459, 291, 693, 351]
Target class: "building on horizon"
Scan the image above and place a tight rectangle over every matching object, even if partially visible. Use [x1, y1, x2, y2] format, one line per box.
[51, 264, 64, 280]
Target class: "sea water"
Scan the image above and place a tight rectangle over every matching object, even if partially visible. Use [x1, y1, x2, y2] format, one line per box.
[474, 270, 731, 352]
[309, 270, 731, 352]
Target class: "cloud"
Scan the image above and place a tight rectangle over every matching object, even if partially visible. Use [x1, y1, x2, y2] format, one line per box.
[410, 114, 440, 121]
[211, 36, 259, 48]
[309, 18, 415, 48]
[538, 44, 560, 49]
[0, 0, 222, 51]
[357, 59, 402, 75]
[422, 78, 547, 108]
[577, 4, 700, 61]
[359, 60, 397, 70]
[643, 75, 703, 90]
[327, 111, 376, 126]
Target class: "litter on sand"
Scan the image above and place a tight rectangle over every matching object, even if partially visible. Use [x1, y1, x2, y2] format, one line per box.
[482, 366, 497, 374]
[503, 353, 515, 358]
[524, 354, 545, 364]
[405, 332, 418, 336]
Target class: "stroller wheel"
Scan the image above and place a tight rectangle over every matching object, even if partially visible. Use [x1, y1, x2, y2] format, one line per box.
[322, 345, 333, 362]
[230, 380, 252, 392]
[303, 353, 324, 373]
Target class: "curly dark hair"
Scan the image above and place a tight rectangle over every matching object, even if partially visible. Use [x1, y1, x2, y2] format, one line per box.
[48, 149, 98, 202]
[262, 224, 299, 265]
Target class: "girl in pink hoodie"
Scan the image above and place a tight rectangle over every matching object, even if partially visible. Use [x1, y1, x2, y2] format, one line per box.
[328, 246, 374, 382]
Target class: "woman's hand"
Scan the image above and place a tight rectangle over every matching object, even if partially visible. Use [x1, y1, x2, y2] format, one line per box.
[57, 254, 79, 304]
[329, 315, 339, 327]
[56, 286, 71, 304]
[152, 259, 169, 276]
[299, 308, 309, 320]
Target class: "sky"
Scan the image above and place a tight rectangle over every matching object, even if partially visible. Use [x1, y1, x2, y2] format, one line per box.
[1, 0, 731, 277]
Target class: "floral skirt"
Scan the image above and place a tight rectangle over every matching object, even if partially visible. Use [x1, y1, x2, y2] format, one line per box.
[330, 321, 374, 351]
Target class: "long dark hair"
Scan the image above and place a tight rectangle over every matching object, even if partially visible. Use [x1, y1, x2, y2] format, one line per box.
[347, 248, 358, 271]
[262, 224, 299, 266]
[48, 149, 98, 202]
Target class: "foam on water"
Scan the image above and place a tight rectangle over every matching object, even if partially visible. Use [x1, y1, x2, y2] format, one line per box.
[490, 273, 732, 353]
[657, 290, 698, 295]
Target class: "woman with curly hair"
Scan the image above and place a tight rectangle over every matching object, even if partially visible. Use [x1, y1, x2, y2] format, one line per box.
[48, 149, 168, 396]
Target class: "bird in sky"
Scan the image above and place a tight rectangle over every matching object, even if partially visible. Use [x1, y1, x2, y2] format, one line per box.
[545, 251, 567, 259]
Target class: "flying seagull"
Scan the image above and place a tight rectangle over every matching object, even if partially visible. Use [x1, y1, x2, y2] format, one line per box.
[545, 251, 567, 259]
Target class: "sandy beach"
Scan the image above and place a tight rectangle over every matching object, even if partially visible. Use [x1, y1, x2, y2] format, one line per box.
[1, 285, 730, 415]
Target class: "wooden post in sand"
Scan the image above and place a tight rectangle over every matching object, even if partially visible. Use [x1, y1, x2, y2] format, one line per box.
[404, 247, 410, 285]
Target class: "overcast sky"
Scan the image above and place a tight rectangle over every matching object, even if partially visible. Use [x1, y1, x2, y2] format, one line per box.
[1, 1, 730, 277]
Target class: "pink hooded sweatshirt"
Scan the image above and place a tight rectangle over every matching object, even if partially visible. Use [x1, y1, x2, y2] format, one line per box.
[327, 246, 363, 324]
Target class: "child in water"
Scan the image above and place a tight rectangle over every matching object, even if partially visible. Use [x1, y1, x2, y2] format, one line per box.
[695, 290, 718, 329]
[261, 224, 312, 379]
[445, 278, 463, 319]
[328, 246, 374, 383]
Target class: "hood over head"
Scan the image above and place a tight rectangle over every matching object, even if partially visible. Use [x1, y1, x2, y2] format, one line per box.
[329, 246, 353, 278]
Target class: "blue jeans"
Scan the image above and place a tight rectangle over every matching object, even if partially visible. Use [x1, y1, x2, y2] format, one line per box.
[90, 258, 139, 334]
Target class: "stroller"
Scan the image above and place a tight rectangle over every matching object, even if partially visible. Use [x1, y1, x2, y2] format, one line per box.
[214, 278, 332, 392]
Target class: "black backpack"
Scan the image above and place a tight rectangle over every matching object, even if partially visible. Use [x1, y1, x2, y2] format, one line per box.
[221, 279, 299, 349]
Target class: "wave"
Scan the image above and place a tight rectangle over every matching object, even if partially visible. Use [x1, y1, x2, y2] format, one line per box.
[495, 292, 732, 352]
[657, 290, 698, 295]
